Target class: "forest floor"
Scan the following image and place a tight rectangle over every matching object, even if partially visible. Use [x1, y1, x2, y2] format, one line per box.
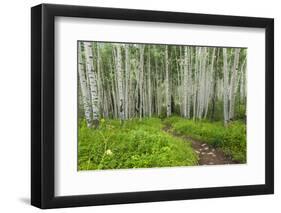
[78, 117, 245, 170]
[163, 124, 238, 165]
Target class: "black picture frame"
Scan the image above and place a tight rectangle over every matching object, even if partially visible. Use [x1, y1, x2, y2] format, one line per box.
[31, 3, 274, 209]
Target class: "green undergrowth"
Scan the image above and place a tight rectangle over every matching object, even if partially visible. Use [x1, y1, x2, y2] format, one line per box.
[163, 116, 246, 163]
[78, 117, 198, 170]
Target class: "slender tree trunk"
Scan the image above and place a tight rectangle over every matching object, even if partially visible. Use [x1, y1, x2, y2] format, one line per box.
[179, 46, 184, 116]
[197, 47, 206, 119]
[125, 44, 130, 119]
[228, 48, 240, 120]
[204, 48, 216, 119]
[165, 45, 171, 117]
[139, 45, 145, 119]
[154, 47, 161, 116]
[96, 44, 102, 117]
[211, 49, 220, 121]
[109, 60, 118, 119]
[193, 47, 199, 120]
[84, 41, 99, 127]
[147, 47, 152, 117]
[113, 49, 120, 118]
[187, 47, 193, 118]
[223, 48, 229, 126]
[183, 46, 189, 118]
[239, 57, 246, 102]
[78, 42, 93, 127]
[115, 45, 125, 122]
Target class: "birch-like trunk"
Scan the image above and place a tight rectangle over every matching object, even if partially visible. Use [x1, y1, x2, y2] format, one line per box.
[211, 49, 220, 121]
[204, 48, 216, 119]
[187, 47, 192, 118]
[228, 48, 240, 120]
[84, 41, 99, 127]
[239, 57, 247, 102]
[223, 48, 229, 126]
[147, 48, 152, 117]
[154, 47, 161, 116]
[197, 47, 206, 119]
[78, 43, 92, 127]
[183, 46, 189, 118]
[116, 45, 125, 122]
[193, 47, 199, 120]
[139, 45, 145, 119]
[125, 44, 130, 119]
[96, 44, 102, 116]
[109, 60, 118, 119]
[165, 45, 171, 117]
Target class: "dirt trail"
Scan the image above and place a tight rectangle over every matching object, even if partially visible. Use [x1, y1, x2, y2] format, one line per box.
[163, 125, 238, 166]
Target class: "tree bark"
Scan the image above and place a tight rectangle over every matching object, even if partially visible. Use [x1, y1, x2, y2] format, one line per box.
[228, 48, 240, 120]
[139, 45, 145, 119]
[84, 41, 99, 127]
[165, 45, 171, 117]
[115, 45, 125, 122]
[204, 48, 216, 119]
[223, 48, 229, 126]
[211, 49, 220, 121]
[125, 44, 130, 119]
[147, 47, 152, 117]
[78, 42, 93, 127]
[183, 46, 189, 118]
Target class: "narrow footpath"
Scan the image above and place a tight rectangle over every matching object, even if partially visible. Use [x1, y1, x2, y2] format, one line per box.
[163, 125, 238, 165]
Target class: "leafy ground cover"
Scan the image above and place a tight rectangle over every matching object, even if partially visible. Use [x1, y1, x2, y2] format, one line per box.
[78, 117, 198, 170]
[163, 116, 246, 163]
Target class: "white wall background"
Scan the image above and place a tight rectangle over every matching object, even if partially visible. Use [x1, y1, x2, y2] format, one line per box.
[0, 0, 279, 212]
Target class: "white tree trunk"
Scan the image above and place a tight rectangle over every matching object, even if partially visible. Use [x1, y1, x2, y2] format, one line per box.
[197, 47, 207, 119]
[148, 48, 152, 117]
[84, 41, 99, 127]
[78, 42, 92, 127]
[239, 56, 247, 102]
[109, 61, 118, 119]
[223, 48, 229, 126]
[96, 44, 102, 116]
[193, 47, 199, 120]
[154, 47, 161, 116]
[183, 46, 189, 118]
[116, 45, 125, 122]
[139, 45, 145, 119]
[187, 47, 193, 118]
[165, 45, 171, 117]
[229, 48, 240, 120]
[204, 48, 216, 119]
[125, 44, 130, 119]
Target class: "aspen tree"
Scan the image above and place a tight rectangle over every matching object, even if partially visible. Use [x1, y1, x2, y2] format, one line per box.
[139, 45, 145, 119]
[229, 48, 240, 120]
[78, 42, 92, 127]
[165, 45, 171, 117]
[84, 41, 99, 127]
[115, 44, 125, 122]
[223, 48, 229, 126]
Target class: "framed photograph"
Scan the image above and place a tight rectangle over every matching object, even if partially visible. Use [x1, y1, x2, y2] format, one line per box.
[31, 3, 274, 209]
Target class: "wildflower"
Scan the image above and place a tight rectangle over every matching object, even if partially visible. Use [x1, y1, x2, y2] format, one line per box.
[105, 149, 113, 156]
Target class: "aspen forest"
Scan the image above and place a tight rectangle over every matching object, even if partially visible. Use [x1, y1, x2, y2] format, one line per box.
[78, 41, 247, 170]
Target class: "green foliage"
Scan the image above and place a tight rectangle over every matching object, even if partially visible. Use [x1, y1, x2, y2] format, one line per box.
[235, 102, 247, 120]
[209, 100, 224, 121]
[164, 116, 246, 163]
[78, 118, 198, 170]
